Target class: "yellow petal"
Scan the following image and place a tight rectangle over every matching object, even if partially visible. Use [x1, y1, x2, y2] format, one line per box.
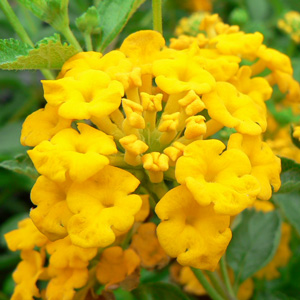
[156, 185, 232, 270]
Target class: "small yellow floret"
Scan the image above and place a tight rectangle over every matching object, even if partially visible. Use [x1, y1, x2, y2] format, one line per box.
[184, 115, 206, 139]
[119, 134, 149, 166]
[20, 104, 71, 147]
[178, 90, 205, 116]
[30, 175, 73, 241]
[96, 246, 140, 290]
[66, 165, 141, 248]
[176, 139, 260, 215]
[130, 222, 169, 269]
[42, 70, 124, 120]
[28, 123, 117, 183]
[5, 218, 48, 251]
[142, 152, 169, 183]
[156, 185, 232, 270]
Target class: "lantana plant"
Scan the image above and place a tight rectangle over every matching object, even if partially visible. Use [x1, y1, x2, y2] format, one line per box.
[1, 0, 300, 299]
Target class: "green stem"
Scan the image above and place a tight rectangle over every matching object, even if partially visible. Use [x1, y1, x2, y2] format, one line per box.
[0, 0, 55, 80]
[61, 26, 83, 52]
[191, 268, 225, 300]
[41, 69, 55, 80]
[84, 33, 93, 51]
[204, 271, 228, 299]
[220, 256, 236, 299]
[0, 0, 34, 47]
[152, 0, 163, 34]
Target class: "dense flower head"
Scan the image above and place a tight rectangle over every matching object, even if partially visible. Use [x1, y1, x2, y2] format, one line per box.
[8, 12, 296, 299]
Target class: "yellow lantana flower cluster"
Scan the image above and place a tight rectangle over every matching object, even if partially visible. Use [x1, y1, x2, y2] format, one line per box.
[6, 13, 298, 299]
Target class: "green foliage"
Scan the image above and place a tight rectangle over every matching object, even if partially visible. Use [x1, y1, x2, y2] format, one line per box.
[96, 0, 146, 51]
[132, 282, 191, 300]
[227, 209, 282, 285]
[0, 154, 38, 180]
[0, 34, 78, 70]
[245, 0, 271, 21]
[273, 192, 300, 235]
[16, 0, 69, 29]
[277, 157, 300, 193]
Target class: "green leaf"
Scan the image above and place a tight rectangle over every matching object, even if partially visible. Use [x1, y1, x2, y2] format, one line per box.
[273, 192, 300, 235]
[16, 0, 69, 29]
[0, 39, 31, 62]
[132, 282, 191, 300]
[76, 6, 101, 34]
[114, 288, 136, 300]
[97, 0, 146, 52]
[0, 35, 78, 70]
[277, 157, 300, 193]
[227, 209, 282, 285]
[254, 291, 297, 300]
[0, 153, 38, 179]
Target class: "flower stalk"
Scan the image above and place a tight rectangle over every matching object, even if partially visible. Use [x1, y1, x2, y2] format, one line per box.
[191, 268, 225, 300]
[152, 0, 163, 34]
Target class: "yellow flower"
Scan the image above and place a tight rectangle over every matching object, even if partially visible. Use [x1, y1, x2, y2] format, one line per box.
[229, 66, 272, 103]
[130, 222, 169, 269]
[46, 236, 97, 269]
[210, 31, 263, 58]
[28, 123, 117, 182]
[30, 175, 73, 241]
[153, 51, 216, 95]
[170, 263, 207, 296]
[278, 11, 300, 44]
[66, 165, 141, 248]
[46, 266, 89, 300]
[120, 30, 165, 74]
[176, 140, 260, 215]
[202, 82, 267, 135]
[96, 246, 140, 290]
[58, 51, 103, 78]
[228, 133, 281, 200]
[5, 218, 48, 251]
[11, 250, 45, 300]
[134, 194, 150, 222]
[155, 185, 232, 270]
[20, 104, 71, 147]
[42, 70, 124, 119]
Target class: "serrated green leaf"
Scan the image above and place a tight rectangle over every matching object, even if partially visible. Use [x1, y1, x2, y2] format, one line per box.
[227, 209, 282, 285]
[277, 157, 300, 193]
[0, 35, 78, 70]
[76, 6, 101, 34]
[0, 153, 38, 179]
[97, 0, 146, 52]
[273, 192, 300, 235]
[132, 282, 191, 300]
[0, 39, 31, 62]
